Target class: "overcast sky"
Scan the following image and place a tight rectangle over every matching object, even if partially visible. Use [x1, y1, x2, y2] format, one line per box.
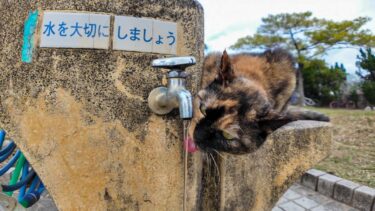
[196, 0, 375, 80]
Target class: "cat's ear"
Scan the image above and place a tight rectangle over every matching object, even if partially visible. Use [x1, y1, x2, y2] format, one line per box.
[218, 50, 235, 86]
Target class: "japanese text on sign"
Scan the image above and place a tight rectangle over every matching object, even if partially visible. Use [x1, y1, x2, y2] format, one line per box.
[40, 12, 110, 49]
[113, 16, 177, 54]
[39, 12, 178, 55]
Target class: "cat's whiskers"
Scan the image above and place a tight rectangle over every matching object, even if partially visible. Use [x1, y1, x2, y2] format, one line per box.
[213, 149, 225, 160]
[204, 152, 211, 180]
[208, 151, 220, 182]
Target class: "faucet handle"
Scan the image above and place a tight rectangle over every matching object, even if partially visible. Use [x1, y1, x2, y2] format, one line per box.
[151, 56, 196, 70]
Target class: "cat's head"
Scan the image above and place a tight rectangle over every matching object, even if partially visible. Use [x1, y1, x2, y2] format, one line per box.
[190, 50, 273, 154]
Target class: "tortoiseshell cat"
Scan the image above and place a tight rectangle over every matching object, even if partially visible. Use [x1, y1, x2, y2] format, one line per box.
[189, 49, 329, 154]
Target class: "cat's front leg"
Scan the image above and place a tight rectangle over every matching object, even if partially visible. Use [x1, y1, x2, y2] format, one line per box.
[258, 106, 329, 134]
[284, 106, 330, 122]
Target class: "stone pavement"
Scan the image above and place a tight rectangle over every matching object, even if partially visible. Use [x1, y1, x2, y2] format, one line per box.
[0, 183, 361, 211]
[24, 183, 360, 211]
[273, 183, 359, 211]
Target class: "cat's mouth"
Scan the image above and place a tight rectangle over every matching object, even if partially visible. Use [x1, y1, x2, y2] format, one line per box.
[191, 107, 259, 154]
[194, 136, 246, 154]
[192, 120, 266, 154]
[193, 125, 247, 154]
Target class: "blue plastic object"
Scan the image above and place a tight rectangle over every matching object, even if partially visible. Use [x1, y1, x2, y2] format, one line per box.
[0, 143, 16, 163]
[0, 150, 21, 176]
[0, 141, 16, 156]
[17, 160, 29, 201]
[2, 170, 35, 192]
[19, 175, 45, 208]
[0, 129, 6, 148]
[0, 128, 46, 207]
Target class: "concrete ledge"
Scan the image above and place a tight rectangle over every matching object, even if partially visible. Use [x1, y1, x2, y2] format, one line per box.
[201, 120, 332, 211]
[301, 170, 375, 211]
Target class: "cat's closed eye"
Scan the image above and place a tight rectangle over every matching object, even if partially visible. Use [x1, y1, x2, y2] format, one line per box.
[222, 131, 235, 140]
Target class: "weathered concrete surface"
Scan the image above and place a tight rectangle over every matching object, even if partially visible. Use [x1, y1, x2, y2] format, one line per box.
[0, 1, 203, 210]
[202, 120, 332, 211]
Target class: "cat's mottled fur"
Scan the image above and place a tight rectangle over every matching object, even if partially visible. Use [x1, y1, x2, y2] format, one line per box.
[189, 49, 329, 154]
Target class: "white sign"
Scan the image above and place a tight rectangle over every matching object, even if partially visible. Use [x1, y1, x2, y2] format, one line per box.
[113, 16, 177, 55]
[39, 12, 178, 55]
[40, 12, 110, 49]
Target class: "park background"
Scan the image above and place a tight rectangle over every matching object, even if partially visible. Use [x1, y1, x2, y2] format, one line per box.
[198, 0, 375, 187]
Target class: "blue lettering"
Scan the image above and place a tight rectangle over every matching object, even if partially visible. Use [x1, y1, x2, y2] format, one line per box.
[70, 22, 83, 37]
[117, 26, 128, 40]
[167, 32, 176, 46]
[130, 27, 141, 41]
[43, 21, 55, 36]
[155, 35, 163, 45]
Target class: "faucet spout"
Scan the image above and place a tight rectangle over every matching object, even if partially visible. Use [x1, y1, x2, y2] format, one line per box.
[175, 89, 193, 119]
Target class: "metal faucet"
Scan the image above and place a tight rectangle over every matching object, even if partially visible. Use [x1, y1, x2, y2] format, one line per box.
[148, 56, 196, 119]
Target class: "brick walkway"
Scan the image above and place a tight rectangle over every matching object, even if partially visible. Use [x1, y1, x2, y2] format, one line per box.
[273, 183, 358, 211]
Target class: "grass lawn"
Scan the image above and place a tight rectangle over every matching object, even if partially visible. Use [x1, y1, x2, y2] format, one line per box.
[308, 107, 375, 188]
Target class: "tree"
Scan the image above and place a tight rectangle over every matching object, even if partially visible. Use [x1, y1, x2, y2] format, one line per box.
[362, 81, 375, 105]
[348, 89, 360, 108]
[302, 59, 346, 106]
[356, 48, 375, 105]
[356, 48, 375, 81]
[231, 11, 375, 105]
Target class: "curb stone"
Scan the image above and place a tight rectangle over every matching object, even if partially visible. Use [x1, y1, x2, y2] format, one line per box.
[352, 186, 375, 211]
[317, 174, 342, 197]
[301, 169, 326, 190]
[334, 179, 361, 205]
[301, 169, 375, 211]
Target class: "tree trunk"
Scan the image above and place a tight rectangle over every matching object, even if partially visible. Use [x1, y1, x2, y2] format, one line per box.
[296, 62, 305, 106]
